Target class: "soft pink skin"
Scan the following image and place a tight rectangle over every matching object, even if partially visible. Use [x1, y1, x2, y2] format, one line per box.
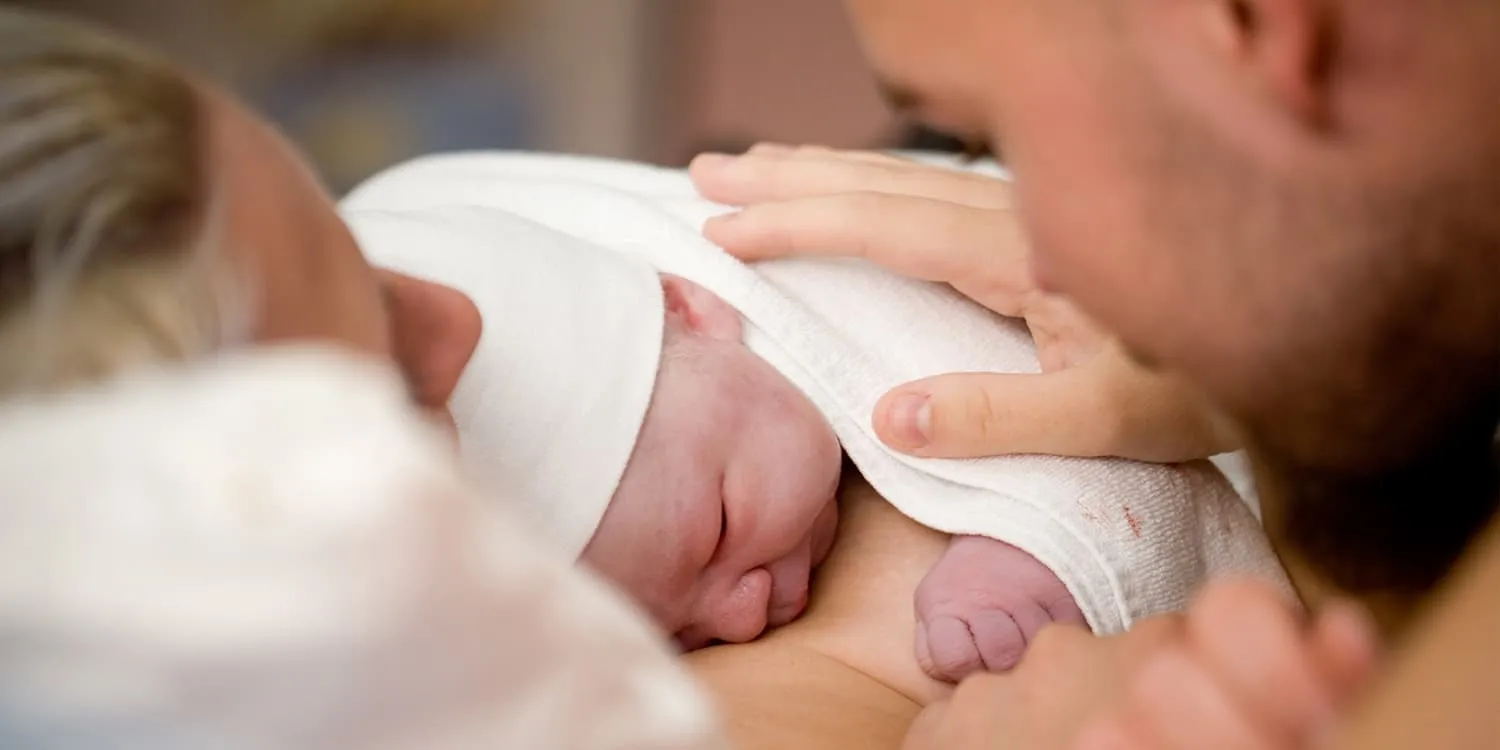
[915, 535, 1086, 683]
[581, 276, 843, 650]
[583, 276, 1083, 664]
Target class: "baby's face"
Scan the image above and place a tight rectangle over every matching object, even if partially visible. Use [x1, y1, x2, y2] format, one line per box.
[582, 276, 841, 650]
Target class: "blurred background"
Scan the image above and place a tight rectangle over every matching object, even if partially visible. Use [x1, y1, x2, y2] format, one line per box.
[19, 0, 961, 195]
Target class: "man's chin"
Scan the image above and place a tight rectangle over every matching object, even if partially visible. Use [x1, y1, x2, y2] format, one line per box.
[1248, 438, 1499, 621]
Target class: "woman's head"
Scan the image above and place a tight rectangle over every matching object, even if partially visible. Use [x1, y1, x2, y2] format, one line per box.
[0, 9, 479, 426]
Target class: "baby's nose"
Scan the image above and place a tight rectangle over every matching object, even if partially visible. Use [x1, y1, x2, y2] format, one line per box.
[699, 568, 773, 644]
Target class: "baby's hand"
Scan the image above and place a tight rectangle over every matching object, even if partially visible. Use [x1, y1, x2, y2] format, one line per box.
[915, 535, 1086, 682]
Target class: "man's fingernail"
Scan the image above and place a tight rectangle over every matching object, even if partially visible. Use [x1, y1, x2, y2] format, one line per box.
[888, 393, 933, 448]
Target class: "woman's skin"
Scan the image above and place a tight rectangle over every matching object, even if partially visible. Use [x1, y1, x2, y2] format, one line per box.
[201, 84, 481, 433]
[686, 474, 951, 750]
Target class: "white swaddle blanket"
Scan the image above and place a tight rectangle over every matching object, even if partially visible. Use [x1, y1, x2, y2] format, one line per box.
[0, 347, 722, 750]
[344, 152, 1292, 634]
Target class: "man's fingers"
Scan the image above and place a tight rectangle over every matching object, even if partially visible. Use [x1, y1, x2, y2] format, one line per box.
[747, 143, 907, 166]
[745, 142, 796, 156]
[873, 360, 1232, 462]
[689, 150, 1009, 209]
[1309, 599, 1383, 707]
[1187, 580, 1339, 745]
[1090, 348, 1241, 462]
[1122, 646, 1280, 750]
[703, 193, 1030, 305]
[902, 674, 1009, 750]
[900, 700, 953, 750]
[874, 369, 1121, 459]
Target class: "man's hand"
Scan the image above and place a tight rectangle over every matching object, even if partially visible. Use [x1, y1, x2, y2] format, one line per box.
[690, 145, 1236, 463]
[1075, 582, 1380, 750]
[901, 579, 1382, 750]
[902, 616, 1185, 750]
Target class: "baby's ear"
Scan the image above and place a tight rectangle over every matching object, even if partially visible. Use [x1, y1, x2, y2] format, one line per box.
[660, 274, 743, 342]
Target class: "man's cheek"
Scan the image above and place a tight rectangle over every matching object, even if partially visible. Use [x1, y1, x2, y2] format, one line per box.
[1009, 183, 1079, 296]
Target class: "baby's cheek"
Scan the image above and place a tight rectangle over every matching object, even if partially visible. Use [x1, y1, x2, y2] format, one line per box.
[581, 471, 705, 627]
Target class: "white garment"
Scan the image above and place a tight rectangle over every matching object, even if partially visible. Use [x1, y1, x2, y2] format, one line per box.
[344, 152, 1293, 633]
[0, 346, 723, 750]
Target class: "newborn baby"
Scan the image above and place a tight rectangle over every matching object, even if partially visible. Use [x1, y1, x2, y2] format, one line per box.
[345, 203, 1081, 683]
[343, 153, 1291, 687]
[585, 271, 1085, 672]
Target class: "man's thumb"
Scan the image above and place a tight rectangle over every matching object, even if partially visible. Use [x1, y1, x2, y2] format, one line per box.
[873, 370, 1119, 459]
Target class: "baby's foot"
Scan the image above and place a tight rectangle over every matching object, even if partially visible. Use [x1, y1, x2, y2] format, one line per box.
[914, 535, 1086, 683]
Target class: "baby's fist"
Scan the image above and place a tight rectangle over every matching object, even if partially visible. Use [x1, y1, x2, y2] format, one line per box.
[915, 535, 1086, 682]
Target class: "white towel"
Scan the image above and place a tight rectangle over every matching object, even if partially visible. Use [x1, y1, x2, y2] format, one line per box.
[344, 152, 1292, 633]
[0, 346, 722, 750]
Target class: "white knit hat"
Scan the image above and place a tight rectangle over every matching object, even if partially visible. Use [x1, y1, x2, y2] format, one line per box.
[345, 204, 664, 558]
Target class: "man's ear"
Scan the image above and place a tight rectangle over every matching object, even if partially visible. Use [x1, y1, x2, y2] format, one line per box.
[661, 274, 743, 342]
[1198, 0, 1331, 127]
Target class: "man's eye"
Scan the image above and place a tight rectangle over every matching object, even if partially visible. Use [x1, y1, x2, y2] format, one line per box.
[960, 138, 994, 164]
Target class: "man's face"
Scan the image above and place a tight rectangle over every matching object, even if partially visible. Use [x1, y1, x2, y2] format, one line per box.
[844, 0, 1256, 403]
[843, 0, 1500, 601]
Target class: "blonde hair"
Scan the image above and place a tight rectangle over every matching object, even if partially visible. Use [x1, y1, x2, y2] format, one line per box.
[0, 8, 236, 395]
